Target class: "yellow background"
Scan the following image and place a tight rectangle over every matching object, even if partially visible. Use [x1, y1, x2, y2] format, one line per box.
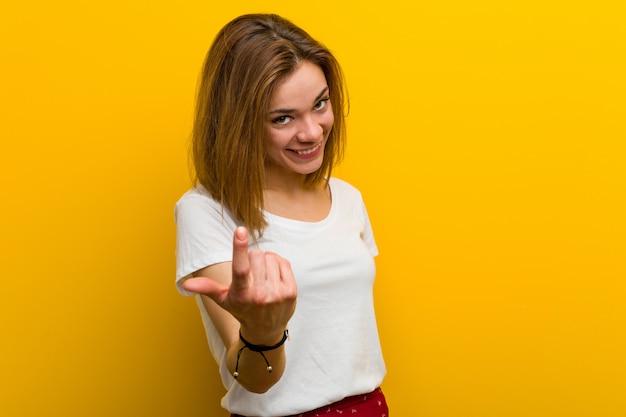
[1, 1, 624, 416]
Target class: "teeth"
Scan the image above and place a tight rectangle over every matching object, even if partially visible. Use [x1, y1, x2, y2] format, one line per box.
[295, 143, 320, 155]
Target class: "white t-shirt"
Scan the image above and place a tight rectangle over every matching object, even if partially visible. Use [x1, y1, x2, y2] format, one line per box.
[175, 177, 386, 416]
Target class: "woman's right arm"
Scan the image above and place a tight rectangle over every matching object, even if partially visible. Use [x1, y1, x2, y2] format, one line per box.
[183, 226, 297, 393]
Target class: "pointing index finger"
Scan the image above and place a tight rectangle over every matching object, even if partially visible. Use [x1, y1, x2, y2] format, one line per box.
[231, 226, 251, 290]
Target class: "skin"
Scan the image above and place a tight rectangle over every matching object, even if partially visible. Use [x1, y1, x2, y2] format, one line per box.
[182, 61, 334, 393]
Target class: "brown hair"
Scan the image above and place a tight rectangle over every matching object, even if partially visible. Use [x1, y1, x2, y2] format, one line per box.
[191, 13, 347, 236]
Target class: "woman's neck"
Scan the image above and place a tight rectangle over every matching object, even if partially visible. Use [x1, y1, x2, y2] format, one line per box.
[263, 175, 331, 222]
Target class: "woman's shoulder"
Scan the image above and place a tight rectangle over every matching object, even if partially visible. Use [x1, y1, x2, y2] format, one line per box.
[174, 185, 240, 231]
[174, 185, 226, 217]
[329, 177, 364, 199]
[176, 185, 215, 205]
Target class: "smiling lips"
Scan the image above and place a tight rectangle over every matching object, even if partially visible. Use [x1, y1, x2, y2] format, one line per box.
[290, 142, 322, 158]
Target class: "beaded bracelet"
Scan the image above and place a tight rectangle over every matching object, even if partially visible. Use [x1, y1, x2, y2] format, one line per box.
[233, 330, 289, 378]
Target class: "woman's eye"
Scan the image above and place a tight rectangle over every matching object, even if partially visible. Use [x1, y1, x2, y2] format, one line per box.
[313, 98, 329, 111]
[272, 115, 292, 125]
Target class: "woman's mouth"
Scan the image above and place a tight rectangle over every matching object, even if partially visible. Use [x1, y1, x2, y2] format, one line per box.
[290, 142, 322, 158]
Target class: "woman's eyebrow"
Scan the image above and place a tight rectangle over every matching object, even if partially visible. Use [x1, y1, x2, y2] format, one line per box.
[313, 86, 330, 103]
[269, 86, 329, 114]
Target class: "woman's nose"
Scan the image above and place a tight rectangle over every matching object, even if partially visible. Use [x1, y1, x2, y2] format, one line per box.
[296, 114, 322, 141]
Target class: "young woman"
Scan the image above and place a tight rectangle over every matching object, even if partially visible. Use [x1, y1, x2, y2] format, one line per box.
[175, 13, 388, 417]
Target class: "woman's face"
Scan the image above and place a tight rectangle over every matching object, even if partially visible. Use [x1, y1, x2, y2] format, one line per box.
[264, 61, 334, 181]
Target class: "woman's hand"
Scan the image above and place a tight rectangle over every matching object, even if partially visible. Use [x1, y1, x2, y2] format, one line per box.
[182, 226, 297, 345]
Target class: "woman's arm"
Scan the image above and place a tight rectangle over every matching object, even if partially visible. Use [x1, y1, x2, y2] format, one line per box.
[183, 227, 297, 393]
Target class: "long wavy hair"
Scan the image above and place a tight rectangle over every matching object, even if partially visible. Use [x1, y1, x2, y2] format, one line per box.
[191, 14, 347, 237]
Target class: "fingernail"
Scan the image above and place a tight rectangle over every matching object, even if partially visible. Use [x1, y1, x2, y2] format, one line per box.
[235, 227, 247, 241]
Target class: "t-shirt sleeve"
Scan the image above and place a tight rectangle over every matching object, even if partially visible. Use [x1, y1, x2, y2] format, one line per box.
[174, 191, 239, 295]
[361, 199, 379, 257]
[331, 177, 379, 258]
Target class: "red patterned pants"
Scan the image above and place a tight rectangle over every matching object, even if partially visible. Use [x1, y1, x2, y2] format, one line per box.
[231, 387, 389, 417]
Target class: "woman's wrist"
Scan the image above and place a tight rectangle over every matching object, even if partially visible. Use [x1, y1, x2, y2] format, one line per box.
[239, 326, 288, 346]
[240, 329, 289, 351]
[233, 329, 289, 379]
